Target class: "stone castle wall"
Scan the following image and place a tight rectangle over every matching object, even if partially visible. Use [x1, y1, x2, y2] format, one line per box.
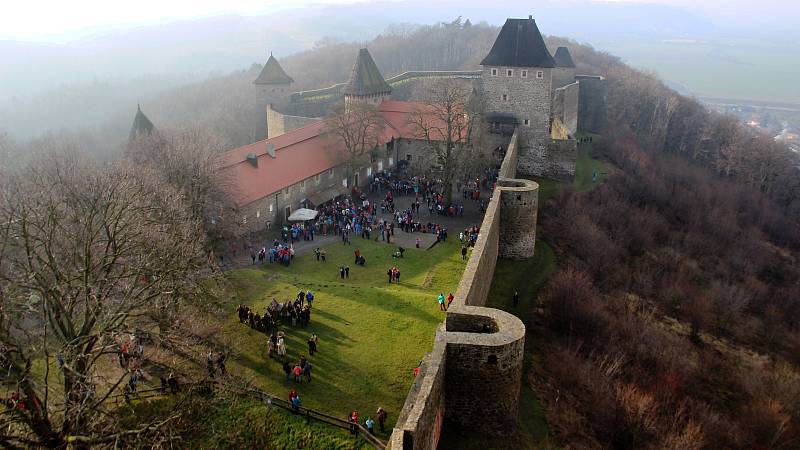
[266, 104, 321, 139]
[553, 81, 580, 136]
[576, 75, 608, 134]
[481, 65, 552, 177]
[551, 67, 576, 94]
[389, 130, 536, 449]
[498, 178, 539, 259]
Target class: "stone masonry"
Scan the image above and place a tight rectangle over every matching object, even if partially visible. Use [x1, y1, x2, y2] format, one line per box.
[389, 129, 534, 449]
[553, 81, 579, 135]
[576, 75, 608, 134]
[265, 104, 321, 139]
[481, 65, 553, 177]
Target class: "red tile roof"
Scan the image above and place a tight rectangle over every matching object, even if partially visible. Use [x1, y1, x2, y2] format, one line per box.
[219, 101, 446, 206]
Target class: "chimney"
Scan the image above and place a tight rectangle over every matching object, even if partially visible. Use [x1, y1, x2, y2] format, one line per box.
[266, 143, 276, 158]
[529, 15, 533, 20]
[246, 153, 258, 167]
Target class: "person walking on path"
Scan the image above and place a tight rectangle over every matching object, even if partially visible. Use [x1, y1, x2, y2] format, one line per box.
[376, 408, 388, 433]
[461, 246, 468, 261]
[303, 362, 313, 382]
[349, 410, 360, 435]
[446, 293, 454, 307]
[438, 293, 446, 311]
[513, 290, 519, 307]
[365, 417, 375, 434]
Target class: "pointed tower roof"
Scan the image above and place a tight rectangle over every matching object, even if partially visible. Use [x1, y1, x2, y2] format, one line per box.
[553, 46, 576, 68]
[481, 17, 555, 68]
[254, 54, 294, 85]
[129, 105, 155, 141]
[343, 48, 392, 97]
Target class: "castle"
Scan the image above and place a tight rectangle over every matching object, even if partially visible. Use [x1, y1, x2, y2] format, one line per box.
[208, 15, 605, 232]
[130, 17, 606, 232]
[129, 16, 606, 449]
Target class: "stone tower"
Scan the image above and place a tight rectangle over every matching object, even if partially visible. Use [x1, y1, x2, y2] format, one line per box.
[129, 104, 155, 141]
[480, 16, 556, 175]
[343, 48, 392, 110]
[551, 46, 577, 93]
[254, 54, 294, 139]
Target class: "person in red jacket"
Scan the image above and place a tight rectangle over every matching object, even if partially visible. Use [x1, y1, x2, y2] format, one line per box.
[349, 410, 360, 435]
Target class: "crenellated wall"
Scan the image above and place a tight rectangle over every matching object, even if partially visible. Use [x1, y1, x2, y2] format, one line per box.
[389, 129, 536, 449]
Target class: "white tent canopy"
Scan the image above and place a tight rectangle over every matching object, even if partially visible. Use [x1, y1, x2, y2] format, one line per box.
[287, 208, 319, 222]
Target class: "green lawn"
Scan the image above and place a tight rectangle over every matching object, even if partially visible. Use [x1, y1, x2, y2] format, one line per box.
[221, 237, 465, 439]
[124, 394, 371, 449]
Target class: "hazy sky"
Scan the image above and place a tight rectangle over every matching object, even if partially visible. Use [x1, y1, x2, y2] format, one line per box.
[3, 0, 797, 41]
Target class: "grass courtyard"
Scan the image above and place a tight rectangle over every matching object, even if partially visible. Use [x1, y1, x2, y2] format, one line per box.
[220, 236, 466, 438]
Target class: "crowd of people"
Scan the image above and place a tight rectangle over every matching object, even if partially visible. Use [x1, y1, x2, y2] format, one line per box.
[237, 290, 314, 334]
[251, 242, 295, 266]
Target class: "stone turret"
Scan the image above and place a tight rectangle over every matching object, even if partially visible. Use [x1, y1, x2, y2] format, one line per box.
[480, 16, 556, 176]
[343, 48, 392, 110]
[254, 54, 294, 139]
[253, 53, 294, 110]
[129, 104, 155, 141]
[551, 46, 577, 93]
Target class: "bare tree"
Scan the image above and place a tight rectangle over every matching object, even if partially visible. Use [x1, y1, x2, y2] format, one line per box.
[0, 155, 207, 448]
[126, 127, 238, 247]
[324, 102, 384, 188]
[409, 79, 484, 204]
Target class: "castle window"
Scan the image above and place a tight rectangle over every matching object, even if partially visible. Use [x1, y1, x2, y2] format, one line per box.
[300, 180, 305, 188]
[242, 216, 247, 225]
[314, 174, 321, 184]
[283, 187, 290, 199]
[269, 203, 274, 212]
[521, 70, 528, 78]
[256, 210, 261, 218]
[328, 168, 335, 177]
[501, 94, 508, 102]
[367, 167, 373, 176]
[406, 154, 413, 161]
[491, 68, 498, 76]
[523, 119, 530, 127]
[536, 71, 544, 79]
[506, 69, 513, 77]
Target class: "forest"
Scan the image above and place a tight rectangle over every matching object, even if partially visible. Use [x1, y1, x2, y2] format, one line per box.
[2, 17, 800, 449]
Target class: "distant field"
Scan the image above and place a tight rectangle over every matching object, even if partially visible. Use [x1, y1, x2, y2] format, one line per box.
[605, 36, 800, 103]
